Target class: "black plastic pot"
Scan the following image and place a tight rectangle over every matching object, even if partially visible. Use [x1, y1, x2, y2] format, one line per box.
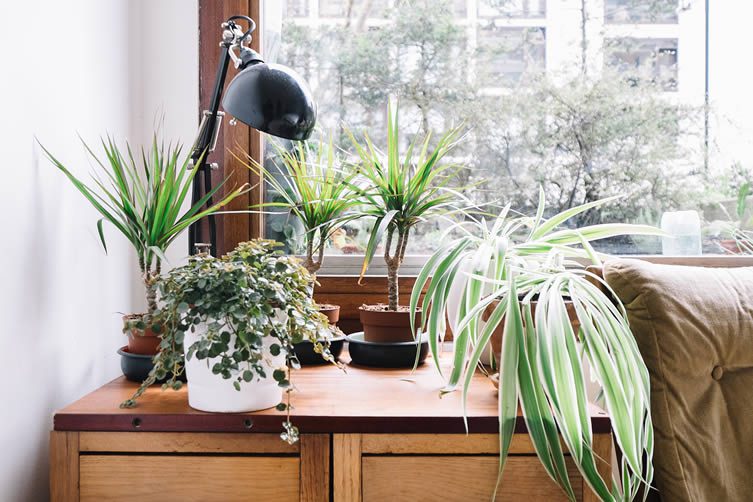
[293, 335, 346, 365]
[346, 332, 429, 368]
[118, 346, 186, 383]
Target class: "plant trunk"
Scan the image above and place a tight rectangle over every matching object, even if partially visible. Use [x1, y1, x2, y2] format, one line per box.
[303, 230, 325, 297]
[144, 259, 161, 318]
[387, 261, 399, 312]
[384, 227, 408, 311]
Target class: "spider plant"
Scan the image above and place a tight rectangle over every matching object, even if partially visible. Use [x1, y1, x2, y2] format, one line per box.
[237, 135, 361, 280]
[347, 100, 466, 311]
[40, 135, 249, 319]
[410, 191, 663, 501]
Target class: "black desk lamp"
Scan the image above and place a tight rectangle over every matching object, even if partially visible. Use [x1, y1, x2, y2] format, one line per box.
[189, 15, 316, 255]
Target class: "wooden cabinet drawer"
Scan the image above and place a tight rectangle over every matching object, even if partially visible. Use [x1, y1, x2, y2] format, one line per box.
[361, 455, 582, 502]
[79, 455, 300, 501]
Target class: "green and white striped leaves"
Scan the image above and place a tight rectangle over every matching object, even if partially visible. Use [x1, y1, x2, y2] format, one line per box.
[410, 193, 655, 501]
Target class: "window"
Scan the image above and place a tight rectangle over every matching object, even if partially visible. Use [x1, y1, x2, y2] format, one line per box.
[257, 0, 749, 264]
[477, 26, 546, 85]
[478, 0, 546, 19]
[605, 0, 678, 24]
[606, 38, 678, 91]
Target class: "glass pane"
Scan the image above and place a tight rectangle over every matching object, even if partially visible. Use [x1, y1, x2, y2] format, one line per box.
[605, 38, 678, 91]
[260, 1, 748, 257]
[478, 0, 546, 19]
[605, 0, 678, 24]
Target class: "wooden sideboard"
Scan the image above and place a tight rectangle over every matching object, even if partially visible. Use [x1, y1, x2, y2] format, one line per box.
[51, 353, 612, 501]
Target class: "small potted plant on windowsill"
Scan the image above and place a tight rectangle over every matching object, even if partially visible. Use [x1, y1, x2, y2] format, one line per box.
[237, 134, 361, 363]
[41, 135, 247, 379]
[717, 181, 753, 254]
[347, 100, 465, 348]
[411, 191, 663, 500]
[123, 240, 338, 441]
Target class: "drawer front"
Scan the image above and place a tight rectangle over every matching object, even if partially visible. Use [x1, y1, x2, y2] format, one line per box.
[362, 456, 582, 502]
[80, 455, 300, 501]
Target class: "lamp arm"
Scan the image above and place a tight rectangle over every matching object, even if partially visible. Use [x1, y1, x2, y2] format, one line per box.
[189, 16, 257, 255]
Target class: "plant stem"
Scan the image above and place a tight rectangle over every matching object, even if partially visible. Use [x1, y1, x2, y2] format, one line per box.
[385, 226, 409, 311]
[302, 229, 325, 293]
[144, 259, 162, 318]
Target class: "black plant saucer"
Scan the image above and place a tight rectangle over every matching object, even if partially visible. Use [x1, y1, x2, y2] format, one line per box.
[118, 346, 186, 384]
[346, 332, 429, 368]
[293, 335, 346, 365]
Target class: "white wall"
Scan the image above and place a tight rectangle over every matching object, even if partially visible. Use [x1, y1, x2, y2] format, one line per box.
[0, 1, 197, 500]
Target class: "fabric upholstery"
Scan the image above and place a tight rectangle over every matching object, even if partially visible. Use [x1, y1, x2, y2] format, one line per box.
[603, 259, 753, 502]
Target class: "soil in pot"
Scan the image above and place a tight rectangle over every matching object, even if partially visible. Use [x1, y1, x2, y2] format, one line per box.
[123, 314, 161, 355]
[359, 304, 421, 343]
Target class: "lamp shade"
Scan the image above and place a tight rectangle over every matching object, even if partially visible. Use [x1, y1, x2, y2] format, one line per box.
[222, 62, 316, 141]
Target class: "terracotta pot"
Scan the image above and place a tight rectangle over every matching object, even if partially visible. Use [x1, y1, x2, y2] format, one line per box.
[359, 305, 420, 343]
[719, 239, 743, 254]
[123, 314, 160, 355]
[318, 304, 340, 325]
[484, 299, 580, 361]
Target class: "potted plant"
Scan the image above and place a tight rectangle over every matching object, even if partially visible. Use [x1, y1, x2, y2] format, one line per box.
[123, 240, 337, 441]
[348, 101, 465, 343]
[718, 182, 753, 254]
[237, 136, 361, 362]
[411, 192, 662, 501]
[41, 135, 247, 375]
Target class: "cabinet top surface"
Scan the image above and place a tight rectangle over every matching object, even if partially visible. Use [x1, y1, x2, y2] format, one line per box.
[54, 352, 609, 434]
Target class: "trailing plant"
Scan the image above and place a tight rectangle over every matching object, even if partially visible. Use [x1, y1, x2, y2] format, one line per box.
[41, 135, 248, 322]
[122, 240, 338, 443]
[238, 135, 361, 279]
[411, 191, 663, 501]
[348, 100, 466, 310]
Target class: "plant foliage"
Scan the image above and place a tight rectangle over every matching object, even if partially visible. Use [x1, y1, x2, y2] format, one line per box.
[41, 135, 248, 315]
[348, 100, 466, 310]
[411, 191, 662, 501]
[238, 135, 361, 278]
[122, 240, 339, 442]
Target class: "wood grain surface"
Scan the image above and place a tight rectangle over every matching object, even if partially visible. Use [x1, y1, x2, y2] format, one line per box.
[361, 456, 582, 501]
[54, 350, 610, 434]
[79, 455, 299, 501]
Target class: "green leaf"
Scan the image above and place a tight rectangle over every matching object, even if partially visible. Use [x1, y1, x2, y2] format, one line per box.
[273, 369, 287, 382]
[96, 218, 108, 254]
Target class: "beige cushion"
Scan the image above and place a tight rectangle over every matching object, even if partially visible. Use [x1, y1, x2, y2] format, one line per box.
[603, 259, 753, 502]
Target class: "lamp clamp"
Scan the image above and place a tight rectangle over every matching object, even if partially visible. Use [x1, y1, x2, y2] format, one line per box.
[220, 16, 263, 70]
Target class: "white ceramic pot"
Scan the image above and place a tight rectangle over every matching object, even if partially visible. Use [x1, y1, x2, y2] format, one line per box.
[184, 322, 287, 413]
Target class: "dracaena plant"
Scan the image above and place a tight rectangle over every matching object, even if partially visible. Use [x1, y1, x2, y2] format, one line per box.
[41, 135, 248, 320]
[237, 135, 361, 280]
[411, 191, 663, 502]
[348, 100, 466, 310]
